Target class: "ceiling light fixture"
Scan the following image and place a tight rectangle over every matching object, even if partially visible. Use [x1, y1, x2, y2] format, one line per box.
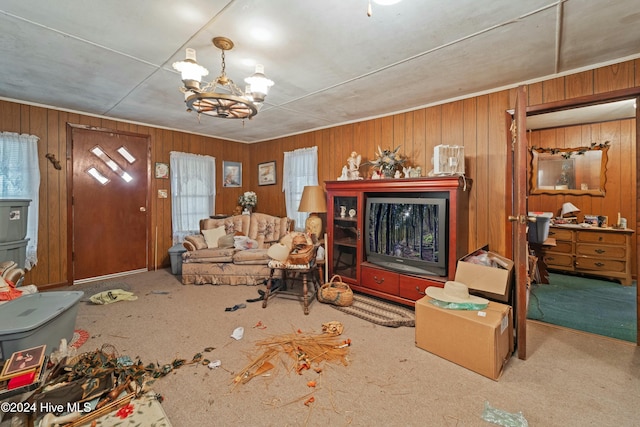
[172, 37, 274, 120]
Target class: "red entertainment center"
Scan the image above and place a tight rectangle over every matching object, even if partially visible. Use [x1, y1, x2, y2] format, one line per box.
[325, 176, 470, 307]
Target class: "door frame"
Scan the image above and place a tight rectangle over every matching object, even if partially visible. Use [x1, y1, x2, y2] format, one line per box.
[65, 124, 152, 285]
[506, 87, 640, 347]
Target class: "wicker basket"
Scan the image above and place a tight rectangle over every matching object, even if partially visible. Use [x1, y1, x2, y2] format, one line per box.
[287, 244, 315, 265]
[318, 275, 354, 306]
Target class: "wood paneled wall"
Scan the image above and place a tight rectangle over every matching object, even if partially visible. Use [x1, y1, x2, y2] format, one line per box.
[2, 59, 638, 288]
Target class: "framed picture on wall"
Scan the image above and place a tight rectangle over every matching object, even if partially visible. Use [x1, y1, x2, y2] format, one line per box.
[222, 161, 242, 187]
[155, 162, 169, 179]
[258, 161, 276, 186]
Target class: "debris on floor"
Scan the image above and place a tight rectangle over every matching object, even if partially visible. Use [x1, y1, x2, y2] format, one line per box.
[233, 323, 350, 386]
[482, 401, 529, 427]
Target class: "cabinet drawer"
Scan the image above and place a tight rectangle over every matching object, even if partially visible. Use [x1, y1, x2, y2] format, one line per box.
[576, 231, 626, 245]
[575, 257, 626, 273]
[548, 228, 573, 241]
[361, 265, 399, 294]
[543, 252, 573, 268]
[552, 241, 573, 254]
[399, 275, 441, 301]
[575, 244, 626, 260]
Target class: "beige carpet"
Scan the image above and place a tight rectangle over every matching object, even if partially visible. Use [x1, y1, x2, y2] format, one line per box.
[65, 269, 638, 427]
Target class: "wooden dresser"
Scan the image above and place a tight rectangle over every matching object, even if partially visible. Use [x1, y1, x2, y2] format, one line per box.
[542, 225, 634, 285]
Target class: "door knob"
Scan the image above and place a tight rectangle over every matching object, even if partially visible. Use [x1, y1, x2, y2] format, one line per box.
[140, 207, 146, 212]
[508, 215, 536, 224]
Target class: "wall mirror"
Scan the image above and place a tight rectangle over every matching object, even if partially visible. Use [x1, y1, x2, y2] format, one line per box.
[530, 143, 609, 196]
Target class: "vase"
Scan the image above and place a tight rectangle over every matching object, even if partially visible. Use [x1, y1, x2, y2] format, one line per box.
[242, 207, 252, 215]
[381, 169, 395, 179]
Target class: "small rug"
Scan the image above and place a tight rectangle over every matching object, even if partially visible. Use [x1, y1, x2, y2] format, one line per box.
[329, 293, 415, 327]
[70, 329, 90, 349]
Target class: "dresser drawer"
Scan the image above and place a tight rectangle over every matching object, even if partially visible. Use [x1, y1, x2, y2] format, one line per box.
[552, 241, 573, 254]
[575, 257, 626, 273]
[548, 228, 573, 241]
[576, 231, 626, 245]
[543, 252, 574, 268]
[361, 265, 399, 294]
[575, 244, 626, 260]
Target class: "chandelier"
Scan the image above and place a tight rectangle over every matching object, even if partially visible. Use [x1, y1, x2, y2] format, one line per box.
[172, 37, 274, 120]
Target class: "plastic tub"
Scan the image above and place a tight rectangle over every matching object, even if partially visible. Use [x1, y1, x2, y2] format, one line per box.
[0, 199, 30, 243]
[169, 243, 187, 275]
[0, 291, 84, 358]
[0, 239, 29, 269]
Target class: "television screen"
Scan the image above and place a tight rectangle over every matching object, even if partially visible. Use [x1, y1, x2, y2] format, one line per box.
[365, 195, 448, 277]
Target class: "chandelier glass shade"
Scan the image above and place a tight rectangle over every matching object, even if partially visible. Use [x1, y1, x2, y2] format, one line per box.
[172, 37, 274, 120]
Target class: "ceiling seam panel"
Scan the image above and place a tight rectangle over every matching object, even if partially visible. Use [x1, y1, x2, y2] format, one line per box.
[0, 9, 160, 68]
[276, 1, 565, 110]
[554, 1, 565, 74]
[105, 1, 238, 115]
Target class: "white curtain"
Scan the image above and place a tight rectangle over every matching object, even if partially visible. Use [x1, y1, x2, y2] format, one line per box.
[282, 146, 318, 231]
[0, 132, 40, 269]
[170, 152, 216, 243]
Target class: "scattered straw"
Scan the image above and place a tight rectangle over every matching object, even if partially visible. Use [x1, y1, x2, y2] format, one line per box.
[233, 329, 350, 387]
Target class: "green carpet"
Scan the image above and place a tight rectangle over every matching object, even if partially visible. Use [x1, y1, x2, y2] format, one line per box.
[527, 273, 637, 342]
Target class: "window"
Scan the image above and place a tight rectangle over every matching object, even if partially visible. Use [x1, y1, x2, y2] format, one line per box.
[0, 132, 40, 269]
[282, 146, 318, 231]
[170, 152, 216, 243]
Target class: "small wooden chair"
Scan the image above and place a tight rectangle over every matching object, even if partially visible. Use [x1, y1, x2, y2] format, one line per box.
[262, 245, 323, 315]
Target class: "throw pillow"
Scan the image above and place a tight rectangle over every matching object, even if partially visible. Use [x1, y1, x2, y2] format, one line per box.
[202, 226, 227, 249]
[217, 233, 235, 249]
[184, 234, 207, 251]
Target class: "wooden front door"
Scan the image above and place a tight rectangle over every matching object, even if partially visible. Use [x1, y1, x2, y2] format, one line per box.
[69, 126, 149, 282]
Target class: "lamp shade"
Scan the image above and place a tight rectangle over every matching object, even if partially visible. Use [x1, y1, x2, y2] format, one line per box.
[298, 186, 327, 213]
[561, 202, 580, 217]
[298, 185, 327, 238]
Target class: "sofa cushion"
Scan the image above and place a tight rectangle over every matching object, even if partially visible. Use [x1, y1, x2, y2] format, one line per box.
[182, 247, 235, 263]
[249, 213, 293, 248]
[232, 249, 271, 265]
[202, 226, 226, 248]
[184, 234, 207, 251]
[200, 215, 250, 236]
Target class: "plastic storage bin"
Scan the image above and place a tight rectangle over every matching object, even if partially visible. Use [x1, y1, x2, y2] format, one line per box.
[0, 239, 29, 269]
[0, 291, 84, 358]
[169, 243, 187, 275]
[0, 199, 30, 243]
[527, 212, 552, 244]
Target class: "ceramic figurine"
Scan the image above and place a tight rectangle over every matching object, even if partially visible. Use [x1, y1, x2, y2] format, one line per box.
[347, 151, 362, 180]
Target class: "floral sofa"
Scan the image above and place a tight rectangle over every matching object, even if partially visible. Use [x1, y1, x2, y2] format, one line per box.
[181, 213, 293, 285]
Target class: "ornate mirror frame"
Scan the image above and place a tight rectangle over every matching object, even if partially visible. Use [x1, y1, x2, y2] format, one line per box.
[530, 142, 609, 196]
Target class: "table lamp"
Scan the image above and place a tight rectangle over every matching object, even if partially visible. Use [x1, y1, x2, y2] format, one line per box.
[561, 202, 580, 217]
[298, 185, 327, 238]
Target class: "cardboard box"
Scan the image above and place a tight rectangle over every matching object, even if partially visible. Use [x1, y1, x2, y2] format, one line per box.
[415, 296, 513, 380]
[454, 246, 514, 303]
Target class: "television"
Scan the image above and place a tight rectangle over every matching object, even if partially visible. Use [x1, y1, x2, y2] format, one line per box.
[365, 193, 448, 277]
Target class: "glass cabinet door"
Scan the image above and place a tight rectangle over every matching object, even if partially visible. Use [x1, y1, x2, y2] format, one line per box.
[331, 195, 358, 281]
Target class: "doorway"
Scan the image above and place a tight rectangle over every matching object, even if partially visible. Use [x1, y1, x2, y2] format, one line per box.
[67, 125, 150, 284]
[513, 89, 639, 345]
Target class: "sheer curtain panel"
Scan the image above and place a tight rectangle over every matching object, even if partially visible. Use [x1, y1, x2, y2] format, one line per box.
[282, 146, 318, 231]
[0, 132, 40, 269]
[170, 152, 216, 243]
